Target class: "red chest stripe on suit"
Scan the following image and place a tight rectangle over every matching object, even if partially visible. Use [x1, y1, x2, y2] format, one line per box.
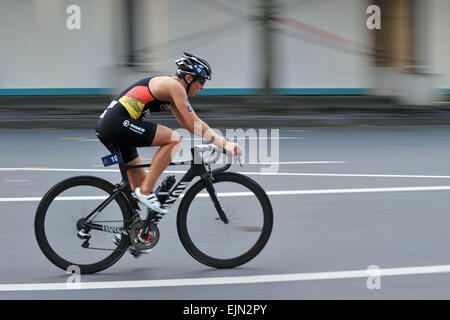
[124, 86, 155, 104]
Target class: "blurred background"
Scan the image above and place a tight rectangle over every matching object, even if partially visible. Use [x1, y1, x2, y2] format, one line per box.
[0, 0, 449, 127]
[3, 1, 450, 299]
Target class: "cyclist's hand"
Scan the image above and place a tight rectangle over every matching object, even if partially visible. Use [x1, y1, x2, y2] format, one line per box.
[225, 141, 242, 156]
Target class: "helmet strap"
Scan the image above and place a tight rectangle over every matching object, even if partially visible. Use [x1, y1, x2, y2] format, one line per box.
[183, 75, 194, 95]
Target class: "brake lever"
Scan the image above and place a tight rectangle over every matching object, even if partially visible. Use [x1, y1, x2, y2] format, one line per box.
[237, 153, 243, 167]
[209, 147, 221, 164]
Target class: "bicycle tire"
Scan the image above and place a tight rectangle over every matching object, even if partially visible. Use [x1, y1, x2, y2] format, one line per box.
[34, 176, 132, 274]
[177, 172, 273, 268]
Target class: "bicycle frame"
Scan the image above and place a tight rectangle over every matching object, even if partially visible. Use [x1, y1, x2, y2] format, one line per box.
[80, 146, 231, 236]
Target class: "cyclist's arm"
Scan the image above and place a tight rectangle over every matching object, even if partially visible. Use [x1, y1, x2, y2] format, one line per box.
[169, 85, 228, 149]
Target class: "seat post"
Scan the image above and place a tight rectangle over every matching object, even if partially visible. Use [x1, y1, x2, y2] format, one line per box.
[111, 146, 132, 195]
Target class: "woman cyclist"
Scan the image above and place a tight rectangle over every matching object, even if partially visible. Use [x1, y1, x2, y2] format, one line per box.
[95, 52, 242, 214]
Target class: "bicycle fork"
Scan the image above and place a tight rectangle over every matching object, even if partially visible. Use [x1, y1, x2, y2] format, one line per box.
[200, 173, 229, 224]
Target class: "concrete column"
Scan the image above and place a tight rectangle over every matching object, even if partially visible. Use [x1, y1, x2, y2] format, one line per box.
[262, 0, 274, 98]
[399, 0, 437, 106]
[372, 0, 437, 106]
[372, 0, 413, 97]
[138, 0, 170, 73]
[110, 0, 171, 93]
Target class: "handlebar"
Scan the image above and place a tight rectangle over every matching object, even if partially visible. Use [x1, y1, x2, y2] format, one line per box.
[192, 144, 242, 174]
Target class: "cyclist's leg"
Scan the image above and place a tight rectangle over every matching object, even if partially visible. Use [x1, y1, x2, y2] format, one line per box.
[125, 157, 146, 191]
[139, 124, 182, 195]
[104, 143, 145, 192]
[96, 108, 179, 195]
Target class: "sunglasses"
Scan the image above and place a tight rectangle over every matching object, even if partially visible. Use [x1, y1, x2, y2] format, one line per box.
[197, 77, 207, 86]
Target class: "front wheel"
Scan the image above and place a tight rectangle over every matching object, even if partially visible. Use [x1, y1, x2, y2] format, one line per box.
[177, 172, 273, 268]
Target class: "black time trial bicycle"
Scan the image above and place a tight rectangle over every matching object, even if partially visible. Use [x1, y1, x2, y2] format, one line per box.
[34, 139, 273, 274]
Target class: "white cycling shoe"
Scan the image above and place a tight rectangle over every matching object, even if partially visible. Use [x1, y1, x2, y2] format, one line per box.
[133, 187, 168, 214]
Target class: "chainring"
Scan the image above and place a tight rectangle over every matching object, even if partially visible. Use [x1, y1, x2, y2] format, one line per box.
[129, 220, 160, 251]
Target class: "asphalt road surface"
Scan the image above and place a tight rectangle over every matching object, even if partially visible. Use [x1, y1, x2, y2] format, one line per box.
[1, 125, 450, 300]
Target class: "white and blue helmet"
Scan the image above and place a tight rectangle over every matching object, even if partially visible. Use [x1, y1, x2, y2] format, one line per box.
[175, 52, 212, 81]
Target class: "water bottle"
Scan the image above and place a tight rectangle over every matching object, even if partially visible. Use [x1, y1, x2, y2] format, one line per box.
[155, 175, 176, 203]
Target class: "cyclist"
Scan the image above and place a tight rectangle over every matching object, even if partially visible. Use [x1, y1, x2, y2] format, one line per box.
[95, 52, 242, 214]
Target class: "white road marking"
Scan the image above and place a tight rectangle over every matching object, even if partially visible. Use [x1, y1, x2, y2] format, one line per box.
[3, 186, 450, 202]
[2, 168, 450, 180]
[79, 137, 304, 142]
[245, 161, 346, 165]
[196, 186, 450, 197]
[0, 168, 121, 173]
[1, 264, 450, 291]
[242, 172, 450, 179]
[0, 163, 349, 173]
[115, 161, 347, 165]
[0, 196, 108, 202]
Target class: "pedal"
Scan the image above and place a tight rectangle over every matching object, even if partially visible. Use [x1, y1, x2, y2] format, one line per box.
[129, 247, 139, 257]
[129, 246, 149, 258]
[81, 240, 90, 248]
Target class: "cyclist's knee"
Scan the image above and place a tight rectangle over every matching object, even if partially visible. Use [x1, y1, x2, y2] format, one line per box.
[169, 132, 183, 147]
[152, 125, 183, 147]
